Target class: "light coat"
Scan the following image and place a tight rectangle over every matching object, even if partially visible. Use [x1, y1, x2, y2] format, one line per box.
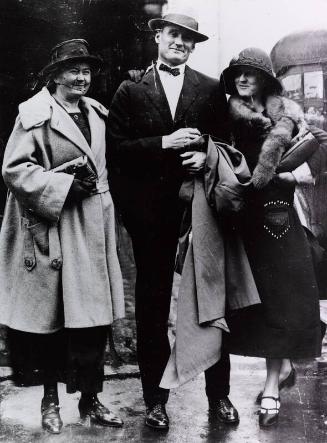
[0, 87, 125, 333]
[160, 138, 261, 388]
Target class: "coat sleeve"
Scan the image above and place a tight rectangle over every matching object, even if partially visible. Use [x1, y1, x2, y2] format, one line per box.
[2, 117, 74, 222]
[107, 81, 163, 167]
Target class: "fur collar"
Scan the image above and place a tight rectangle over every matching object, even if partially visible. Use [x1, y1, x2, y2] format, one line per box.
[19, 87, 108, 131]
[229, 95, 307, 188]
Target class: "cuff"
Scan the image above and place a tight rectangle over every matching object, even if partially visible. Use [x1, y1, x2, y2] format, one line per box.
[292, 162, 314, 185]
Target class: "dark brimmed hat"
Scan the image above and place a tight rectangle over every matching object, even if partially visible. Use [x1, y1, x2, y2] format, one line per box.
[222, 47, 283, 95]
[40, 39, 103, 76]
[148, 13, 208, 43]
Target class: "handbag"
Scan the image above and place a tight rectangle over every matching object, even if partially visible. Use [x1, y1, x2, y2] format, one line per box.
[277, 131, 319, 173]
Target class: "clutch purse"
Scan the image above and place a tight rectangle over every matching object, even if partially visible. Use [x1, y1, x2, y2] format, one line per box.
[277, 131, 319, 173]
[51, 155, 97, 182]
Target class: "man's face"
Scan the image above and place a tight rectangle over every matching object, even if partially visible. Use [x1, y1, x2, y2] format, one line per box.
[156, 25, 195, 66]
[234, 68, 262, 99]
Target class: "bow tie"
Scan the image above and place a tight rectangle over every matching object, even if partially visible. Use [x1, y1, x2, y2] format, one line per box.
[159, 64, 180, 76]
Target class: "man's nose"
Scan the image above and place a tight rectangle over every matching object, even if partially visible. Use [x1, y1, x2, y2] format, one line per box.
[76, 72, 84, 81]
[239, 74, 247, 82]
[174, 34, 183, 45]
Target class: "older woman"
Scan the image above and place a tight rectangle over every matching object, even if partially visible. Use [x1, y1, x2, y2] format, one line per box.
[222, 48, 321, 427]
[0, 39, 125, 433]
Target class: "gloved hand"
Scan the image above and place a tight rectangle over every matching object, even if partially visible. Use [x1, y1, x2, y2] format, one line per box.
[65, 178, 96, 205]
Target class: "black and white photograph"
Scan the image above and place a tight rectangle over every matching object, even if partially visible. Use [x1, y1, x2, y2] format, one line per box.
[0, 0, 326, 442]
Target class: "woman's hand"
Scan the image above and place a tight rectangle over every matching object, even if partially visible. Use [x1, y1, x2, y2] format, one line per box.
[180, 151, 206, 175]
[272, 172, 296, 187]
[66, 178, 96, 204]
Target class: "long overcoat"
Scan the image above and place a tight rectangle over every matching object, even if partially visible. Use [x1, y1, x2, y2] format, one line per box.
[0, 87, 125, 333]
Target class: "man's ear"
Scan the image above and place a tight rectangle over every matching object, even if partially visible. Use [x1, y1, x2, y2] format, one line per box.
[155, 31, 161, 44]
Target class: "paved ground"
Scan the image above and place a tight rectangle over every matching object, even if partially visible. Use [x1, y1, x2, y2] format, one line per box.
[0, 354, 327, 443]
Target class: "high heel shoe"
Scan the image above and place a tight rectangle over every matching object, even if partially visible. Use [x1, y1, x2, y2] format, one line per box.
[259, 396, 280, 427]
[256, 363, 296, 404]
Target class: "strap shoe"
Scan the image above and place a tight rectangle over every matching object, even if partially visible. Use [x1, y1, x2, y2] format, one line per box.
[256, 363, 296, 404]
[259, 396, 280, 427]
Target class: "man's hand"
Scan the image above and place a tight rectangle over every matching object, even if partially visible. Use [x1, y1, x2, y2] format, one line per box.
[180, 151, 206, 175]
[162, 128, 201, 150]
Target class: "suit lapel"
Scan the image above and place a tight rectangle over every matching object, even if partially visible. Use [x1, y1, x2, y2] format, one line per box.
[142, 67, 174, 129]
[174, 66, 200, 125]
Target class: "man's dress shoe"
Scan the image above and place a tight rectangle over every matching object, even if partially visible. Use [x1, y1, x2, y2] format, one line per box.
[145, 404, 169, 430]
[209, 397, 240, 424]
[41, 402, 63, 434]
[78, 397, 123, 427]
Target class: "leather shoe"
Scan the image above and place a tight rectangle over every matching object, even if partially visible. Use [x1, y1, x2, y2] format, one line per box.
[145, 404, 169, 430]
[209, 397, 240, 424]
[41, 401, 63, 434]
[78, 397, 123, 427]
[259, 396, 280, 427]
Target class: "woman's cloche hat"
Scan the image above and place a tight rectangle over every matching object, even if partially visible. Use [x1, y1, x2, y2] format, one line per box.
[148, 13, 208, 43]
[222, 47, 283, 95]
[40, 39, 103, 76]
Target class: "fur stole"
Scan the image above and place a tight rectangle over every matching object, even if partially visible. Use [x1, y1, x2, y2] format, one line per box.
[228, 95, 307, 188]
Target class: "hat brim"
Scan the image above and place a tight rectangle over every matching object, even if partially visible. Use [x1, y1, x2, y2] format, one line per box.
[221, 63, 283, 96]
[40, 55, 103, 76]
[148, 18, 208, 43]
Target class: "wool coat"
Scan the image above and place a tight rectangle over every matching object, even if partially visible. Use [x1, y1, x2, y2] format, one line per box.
[160, 138, 261, 389]
[0, 87, 125, 333]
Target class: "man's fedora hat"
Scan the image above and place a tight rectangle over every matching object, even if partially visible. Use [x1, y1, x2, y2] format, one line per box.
[222, 47, 283, 95]
[148, 13, 208, 43]
[40, 39, 103, 76]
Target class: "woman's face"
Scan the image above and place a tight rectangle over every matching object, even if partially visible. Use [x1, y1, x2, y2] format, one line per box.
[234, 68, 263, 99]
[54, 62, 91, 99]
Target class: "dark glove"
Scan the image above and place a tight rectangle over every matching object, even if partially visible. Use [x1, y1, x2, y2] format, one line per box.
[65, 178, 96, 205]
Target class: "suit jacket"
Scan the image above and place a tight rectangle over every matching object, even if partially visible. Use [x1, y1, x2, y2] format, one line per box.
[107, 65, 229, 223]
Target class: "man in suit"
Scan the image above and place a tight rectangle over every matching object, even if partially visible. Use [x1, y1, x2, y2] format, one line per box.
[108, 12, 239, 429]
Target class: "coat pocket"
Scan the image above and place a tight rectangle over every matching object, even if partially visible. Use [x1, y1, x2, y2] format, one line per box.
[22, 216, 62, 271]
[263, 205, 291, 239]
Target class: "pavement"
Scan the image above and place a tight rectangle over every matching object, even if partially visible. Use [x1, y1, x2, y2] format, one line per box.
[1, 354, 327, 443]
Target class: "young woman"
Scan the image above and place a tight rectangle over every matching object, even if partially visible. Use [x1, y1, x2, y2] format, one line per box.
[222, 47, 321, 427]
[0, 39, 125, 433]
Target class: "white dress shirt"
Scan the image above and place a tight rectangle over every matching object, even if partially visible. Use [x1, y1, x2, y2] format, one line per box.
[157, 59, 186, 120]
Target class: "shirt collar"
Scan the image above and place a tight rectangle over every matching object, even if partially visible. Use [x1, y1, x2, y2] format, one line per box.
[157, 59, 186, 75]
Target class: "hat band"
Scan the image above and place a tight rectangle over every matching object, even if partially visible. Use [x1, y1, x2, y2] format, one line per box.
[232, 56, 273, 76]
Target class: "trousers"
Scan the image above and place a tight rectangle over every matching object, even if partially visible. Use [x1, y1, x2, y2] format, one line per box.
[123, 197, 231, 406]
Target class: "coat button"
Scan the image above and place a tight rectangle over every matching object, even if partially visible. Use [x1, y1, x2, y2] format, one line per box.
[24, 257, 35, 270]
[51, 258, 62, 270]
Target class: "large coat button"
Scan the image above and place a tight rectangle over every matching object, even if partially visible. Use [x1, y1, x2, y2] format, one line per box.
[51, 258, 62, 270]
[24, 257, 35, 271]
